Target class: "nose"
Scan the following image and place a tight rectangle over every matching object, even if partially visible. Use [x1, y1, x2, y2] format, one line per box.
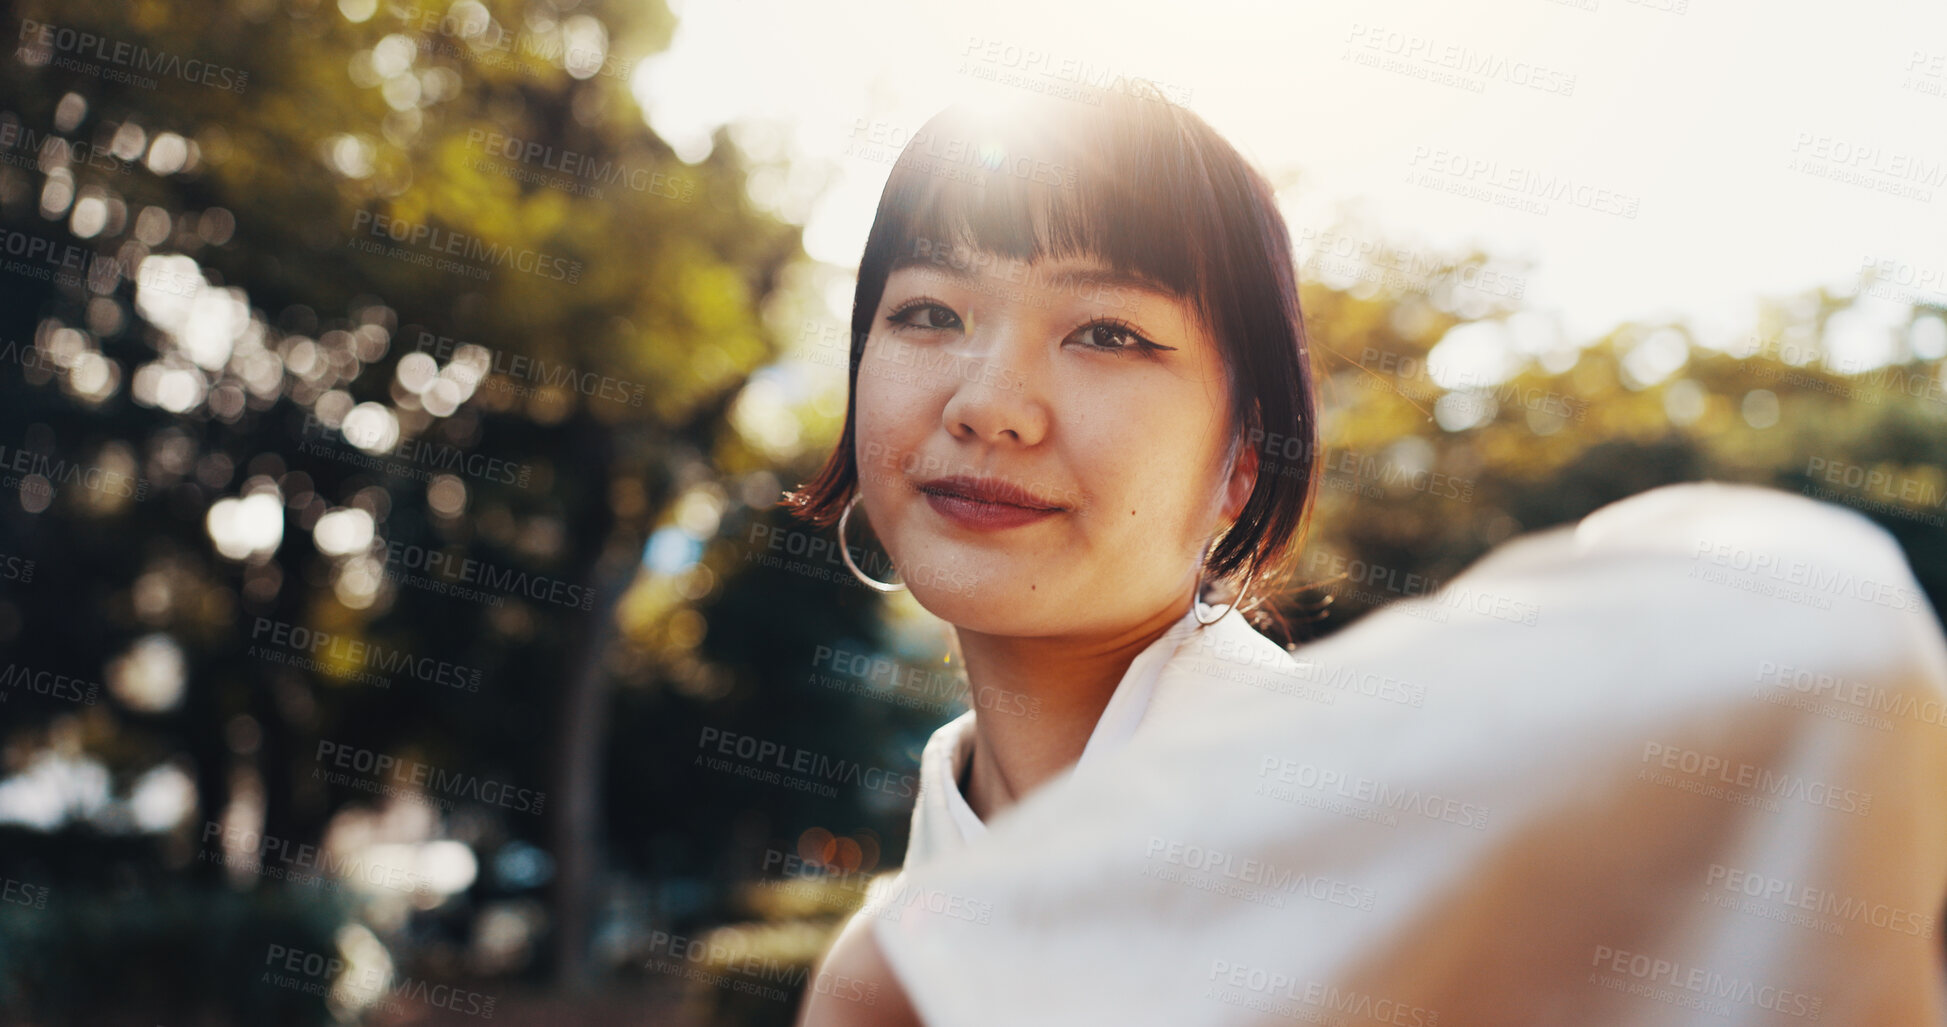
[939, 321, 1050, 447]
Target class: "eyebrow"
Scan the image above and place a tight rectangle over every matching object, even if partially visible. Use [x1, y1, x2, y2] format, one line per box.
[886, 256, 1179, 302]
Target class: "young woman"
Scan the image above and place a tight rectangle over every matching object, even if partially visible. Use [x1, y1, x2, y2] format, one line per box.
[785, 80, 1313, 1024]
[786, 83, 1947, 1026]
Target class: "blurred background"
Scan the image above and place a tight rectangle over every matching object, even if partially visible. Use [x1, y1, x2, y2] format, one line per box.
[0, 0, 1943, 1023]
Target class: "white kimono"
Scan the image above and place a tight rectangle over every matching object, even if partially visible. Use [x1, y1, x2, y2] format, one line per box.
[859, 481, 1947, 1025]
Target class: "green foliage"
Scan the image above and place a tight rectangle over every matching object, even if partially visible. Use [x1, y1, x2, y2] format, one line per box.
[1, 6, 1942, 1026]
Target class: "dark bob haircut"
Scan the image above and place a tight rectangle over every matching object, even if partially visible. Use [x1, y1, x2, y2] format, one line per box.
[784, 81, 1319, 617]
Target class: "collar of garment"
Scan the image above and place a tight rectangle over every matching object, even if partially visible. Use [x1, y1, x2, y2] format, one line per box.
[905, 600, 1281, 868]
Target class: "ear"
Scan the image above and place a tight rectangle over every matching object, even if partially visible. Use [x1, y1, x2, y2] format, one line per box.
[1220, 437, 1259, 525]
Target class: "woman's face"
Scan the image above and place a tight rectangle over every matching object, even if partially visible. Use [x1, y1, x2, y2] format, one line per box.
[852, 250, 1258, 638]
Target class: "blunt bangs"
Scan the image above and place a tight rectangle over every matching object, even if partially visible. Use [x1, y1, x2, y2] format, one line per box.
[786, 81, 1319, 617]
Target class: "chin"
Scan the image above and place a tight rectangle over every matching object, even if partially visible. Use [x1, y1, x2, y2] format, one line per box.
[907, 582, 1053, 636]
[910, 580, 1127, 639]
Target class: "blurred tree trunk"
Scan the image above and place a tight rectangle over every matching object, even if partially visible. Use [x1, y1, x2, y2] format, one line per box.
[549, 409, 625, 992]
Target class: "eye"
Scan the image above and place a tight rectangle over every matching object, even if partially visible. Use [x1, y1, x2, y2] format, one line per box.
[1070, 318, 1171, 354]
[885, 299, 963, 333]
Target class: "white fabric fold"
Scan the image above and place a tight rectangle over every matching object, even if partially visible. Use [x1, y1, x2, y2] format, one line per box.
[901, 601, 1210, 868]
[867, 481, 1947, 1026]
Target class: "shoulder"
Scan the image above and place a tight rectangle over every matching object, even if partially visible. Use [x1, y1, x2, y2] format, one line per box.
[1144, 607, 1304, 723]
[794, 900, 920, 1027]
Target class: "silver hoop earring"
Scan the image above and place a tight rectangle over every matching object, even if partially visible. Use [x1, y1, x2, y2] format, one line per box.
[1193, 538, 1259, 626]
[838, 494, 907, 594]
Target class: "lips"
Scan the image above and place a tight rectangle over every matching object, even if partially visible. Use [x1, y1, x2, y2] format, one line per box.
[916, 475, 1064, 511]
[916, 474, 1067, 532]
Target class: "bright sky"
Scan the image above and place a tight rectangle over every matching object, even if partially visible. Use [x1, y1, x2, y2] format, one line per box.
[635, 0, 1947, 373]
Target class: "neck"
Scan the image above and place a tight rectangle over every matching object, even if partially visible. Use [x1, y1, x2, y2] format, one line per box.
[953, 596, 1192, 823]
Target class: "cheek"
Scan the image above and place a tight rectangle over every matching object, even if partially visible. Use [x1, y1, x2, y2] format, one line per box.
[1067, 380, 1218, 501]
[1069, 445, 1207, 603]
[1066, 383, 1228, 550]
[853, 343, 941, 486]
